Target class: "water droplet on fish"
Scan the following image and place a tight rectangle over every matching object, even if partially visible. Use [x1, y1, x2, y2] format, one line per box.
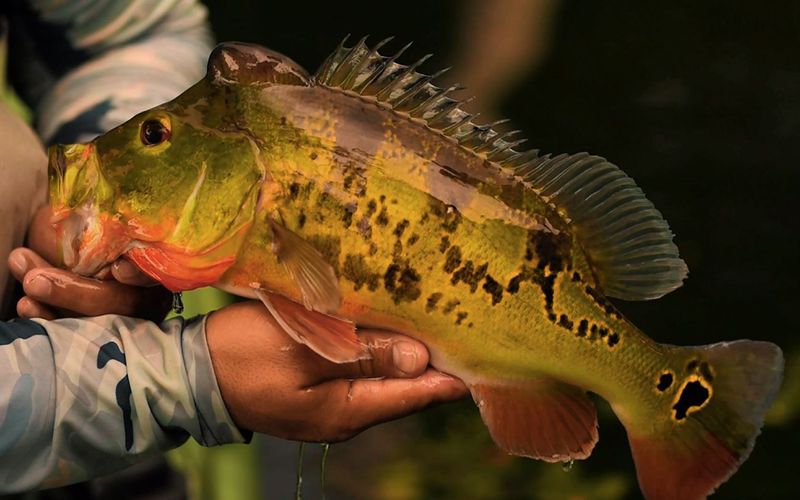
[172, 292, 184, 314]
[477, 399, 486, 408]
[561, 459, 574, 472]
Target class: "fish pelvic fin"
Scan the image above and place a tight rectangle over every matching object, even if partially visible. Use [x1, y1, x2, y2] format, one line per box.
[621, 340, 783, 500]
[254, 289, 369, 363]
[470, 378, 598, 463]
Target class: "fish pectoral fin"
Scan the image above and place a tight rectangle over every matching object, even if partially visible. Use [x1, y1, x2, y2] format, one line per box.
[254, 289, 369, 363]
[270, 219, 342, 315]
[470, 378, 598, 463]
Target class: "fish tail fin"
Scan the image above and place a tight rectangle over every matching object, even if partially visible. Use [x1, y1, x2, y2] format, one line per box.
[621, 340, 783, 500]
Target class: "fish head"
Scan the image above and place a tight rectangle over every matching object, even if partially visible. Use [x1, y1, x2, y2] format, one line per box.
[47, 91, 265, 288]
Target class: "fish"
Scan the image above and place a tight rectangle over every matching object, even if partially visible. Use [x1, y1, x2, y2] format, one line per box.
[47, 38, 783, 499]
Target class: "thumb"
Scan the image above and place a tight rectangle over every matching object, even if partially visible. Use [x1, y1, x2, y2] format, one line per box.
[315, 330, 431, 380]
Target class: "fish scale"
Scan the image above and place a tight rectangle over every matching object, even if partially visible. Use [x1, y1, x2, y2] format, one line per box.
[47, 39, 783, 500]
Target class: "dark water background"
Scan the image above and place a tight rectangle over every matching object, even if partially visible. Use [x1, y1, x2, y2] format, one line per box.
[204, 1, 799, 498]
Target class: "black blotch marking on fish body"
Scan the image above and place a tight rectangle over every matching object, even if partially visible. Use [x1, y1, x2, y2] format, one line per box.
[598, 327, 609, 338]
[342, 203, 357, 229]
[376, 207, 390, 226]
[558, 314, 574, 331]
[393, 219, 410, 238]
[577, 319, 589, 337]
[430, 201, 462, 233]
[357, 216, 372, 240]
[379, 195, 386, 204]
[308, 235, 341, 273]
[366, 199, 378, 217]
[442, 299, 460, 314]
[686, 359, 699, 372]
[456, 311, 468, 325]
[482, 275, 503, 305]
[672, 380, 710, 420]
[506, 266, 544, 293]
[425, 292, 443, 313]
[607, 332, 620, 347]
[419, 212, 430, 224]
[391, 198, 398, 204]
[526, 230, 569, 272]
[368, 242, 378, 255]
[343, 254, 380, 291]
[468, 322, 474, 328]
[699, 362, 715, 382]
[590, 324, 598, 336]
[393, 240, 403, 258]
[288, 182, 301, 200]
[309, 152, 318, 160]
[297, 211, 306, 229]
[452, 261, 488, 293]
[572, 272, 581, 282]
[585, 285, 623, 319]
[407, 233, 419, 246]
[657, 372, 674, 392]
[444, 246, 462, 273]
[439, 236, 451, 253]
[383, 260, 422, 303]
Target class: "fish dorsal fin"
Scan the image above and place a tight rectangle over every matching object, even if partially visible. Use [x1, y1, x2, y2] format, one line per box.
[315, 37, 688, 300]
[520, 153, 688, 300]
[208, 42, 311, 86]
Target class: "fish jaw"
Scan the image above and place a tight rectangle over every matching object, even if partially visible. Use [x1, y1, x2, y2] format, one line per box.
[126, 221, 253, 292]
[51, 204, 131, 278]
[49, 143, 130, 277]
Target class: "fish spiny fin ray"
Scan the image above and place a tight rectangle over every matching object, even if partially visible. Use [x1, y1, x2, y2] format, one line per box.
[270, 219, 342, 314]
[254, 289, 368, 363]
[314, 37, 687, 300]
[520, 153, 688, 300]
[470, 379, 598, 462]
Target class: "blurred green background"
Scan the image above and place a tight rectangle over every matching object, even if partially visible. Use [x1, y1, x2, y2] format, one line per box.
[190, 0, 800, 498]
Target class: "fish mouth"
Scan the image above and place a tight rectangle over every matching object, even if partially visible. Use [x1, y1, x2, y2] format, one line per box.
[53, 205, 122, 277]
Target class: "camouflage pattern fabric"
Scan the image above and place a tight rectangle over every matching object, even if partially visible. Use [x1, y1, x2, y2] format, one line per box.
[0, 1, 256, 495]
[0, 315, 248, 494]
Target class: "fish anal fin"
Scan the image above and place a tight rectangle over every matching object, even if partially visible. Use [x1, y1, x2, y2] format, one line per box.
[470, 378, 598, 462]
[255, 289, 368, 363]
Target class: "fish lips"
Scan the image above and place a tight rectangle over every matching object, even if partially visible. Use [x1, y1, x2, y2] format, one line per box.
[51, 205, 129, 278]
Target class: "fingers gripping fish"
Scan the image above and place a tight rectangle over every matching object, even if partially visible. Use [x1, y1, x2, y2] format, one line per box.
[47, 38, 783, 500]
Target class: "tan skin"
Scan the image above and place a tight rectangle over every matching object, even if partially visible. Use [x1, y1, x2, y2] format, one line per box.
[9, 205, 468, 442]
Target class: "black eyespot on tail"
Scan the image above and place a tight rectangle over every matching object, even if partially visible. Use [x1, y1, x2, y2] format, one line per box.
[657, 372, 674, 392]
[672, 380, 710, 420]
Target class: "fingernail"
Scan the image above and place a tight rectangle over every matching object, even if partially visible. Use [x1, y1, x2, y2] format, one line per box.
[9, 252, 29, 275]
[393, 341, 420, 375]
[26, 274, 53, 297]
[113, 260, 137, 280]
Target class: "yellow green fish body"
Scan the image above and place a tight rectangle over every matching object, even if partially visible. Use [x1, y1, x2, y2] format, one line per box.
[48, 40, 783, 500]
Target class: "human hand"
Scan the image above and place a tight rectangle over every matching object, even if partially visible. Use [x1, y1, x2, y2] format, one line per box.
[206, 301, 469, 442]
[8, 205, 172, 321]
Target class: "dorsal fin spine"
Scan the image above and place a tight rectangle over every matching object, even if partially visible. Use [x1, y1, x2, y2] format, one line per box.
[375, 53, 433, 101]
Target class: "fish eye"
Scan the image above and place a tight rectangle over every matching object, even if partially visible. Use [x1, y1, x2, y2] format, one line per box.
[140, 119, 171, 146]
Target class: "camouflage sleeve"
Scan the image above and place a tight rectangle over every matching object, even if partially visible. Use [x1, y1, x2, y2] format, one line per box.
[0, 314, 248, 493]
[4, 0, 214, 144]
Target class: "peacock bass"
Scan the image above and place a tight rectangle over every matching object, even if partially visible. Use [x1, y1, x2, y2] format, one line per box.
[47, 39, 783, 500]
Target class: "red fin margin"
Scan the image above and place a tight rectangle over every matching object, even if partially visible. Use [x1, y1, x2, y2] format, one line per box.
[470, 378, 598, 463]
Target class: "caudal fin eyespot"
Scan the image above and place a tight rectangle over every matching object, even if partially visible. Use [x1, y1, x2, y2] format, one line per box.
[672, 378, 711, 421]
[656, 371, 674, 392]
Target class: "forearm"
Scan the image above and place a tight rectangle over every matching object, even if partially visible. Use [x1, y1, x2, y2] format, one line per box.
[0, 314, 246, 493]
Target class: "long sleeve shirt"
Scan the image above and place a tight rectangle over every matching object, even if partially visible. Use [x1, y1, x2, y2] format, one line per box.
[0, 1, 248, 493]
